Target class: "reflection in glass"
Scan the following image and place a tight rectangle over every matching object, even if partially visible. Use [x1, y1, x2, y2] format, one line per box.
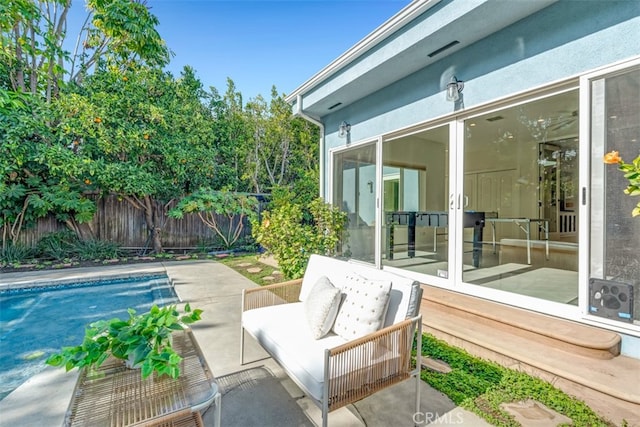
[462, 90, 580, 304]
[381, 126, 450, 278]
[332, 143, 377, 263]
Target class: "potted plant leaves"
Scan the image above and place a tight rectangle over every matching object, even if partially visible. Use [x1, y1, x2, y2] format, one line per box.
[46, 303, 203, 379]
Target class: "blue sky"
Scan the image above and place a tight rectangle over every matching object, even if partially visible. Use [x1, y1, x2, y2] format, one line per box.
[67, 0, 411, 100]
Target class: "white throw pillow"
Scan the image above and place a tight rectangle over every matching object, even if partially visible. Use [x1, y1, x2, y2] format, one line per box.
[304, 276, 343, 339]
[332, 274, 392, 340]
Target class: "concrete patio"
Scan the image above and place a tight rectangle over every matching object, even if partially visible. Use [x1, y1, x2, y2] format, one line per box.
[0, 260, 490, 427]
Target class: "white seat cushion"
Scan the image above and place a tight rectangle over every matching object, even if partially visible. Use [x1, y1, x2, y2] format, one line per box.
[242, 303, 347, 400]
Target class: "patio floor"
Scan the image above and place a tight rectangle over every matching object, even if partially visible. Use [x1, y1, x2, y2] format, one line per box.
[0, 260, 490, 427]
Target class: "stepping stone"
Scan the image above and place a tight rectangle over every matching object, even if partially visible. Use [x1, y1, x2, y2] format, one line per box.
[422, 357, 452, 374]
[176, 255, 191, 260]
[271, 270, 283, 276]
[262, 276, 275, 281]
[238, 262, 253, 267]
[247, 267, 262, 274]
[500, 400, 571, 426]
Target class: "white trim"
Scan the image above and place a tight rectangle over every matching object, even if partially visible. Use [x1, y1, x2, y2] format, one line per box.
[375, 136, 384, 269]
[285, 0, 441, 103]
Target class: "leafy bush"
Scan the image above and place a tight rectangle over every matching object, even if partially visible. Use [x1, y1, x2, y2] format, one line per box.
[73, 239, 122, 260]
[0, 243, 35, 264]
[251, 197, 347, 279]
[169, 189, 259, 250]
[36, 230, 78, 260]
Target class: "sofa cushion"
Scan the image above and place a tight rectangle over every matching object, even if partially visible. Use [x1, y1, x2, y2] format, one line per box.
[304, 276, 343, 339]
[299, 255, 422, 327]
[242, 303, 347, 400]
[332, 274, 392, 340]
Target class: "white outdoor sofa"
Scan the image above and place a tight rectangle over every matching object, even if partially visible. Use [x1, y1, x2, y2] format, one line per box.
[241, 254, 423, 427]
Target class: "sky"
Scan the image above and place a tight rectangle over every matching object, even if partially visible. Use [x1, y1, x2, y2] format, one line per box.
[66, 0, 412, 100]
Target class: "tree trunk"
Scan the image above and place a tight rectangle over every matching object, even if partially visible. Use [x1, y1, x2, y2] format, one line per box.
[143, 195, 164, 254]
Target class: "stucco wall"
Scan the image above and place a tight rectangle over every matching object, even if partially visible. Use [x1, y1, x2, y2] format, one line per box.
[321, 1, 640, 193]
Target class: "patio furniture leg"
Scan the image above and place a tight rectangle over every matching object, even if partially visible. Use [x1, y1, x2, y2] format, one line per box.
[240, 327, 245, 365]
[415, 321, 422, 427]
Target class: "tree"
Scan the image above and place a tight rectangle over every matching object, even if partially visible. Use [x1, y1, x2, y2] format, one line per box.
[54, 64, 218, 253]
[242, 86, 320, 194]
[1, 0, 170, 102]
[208, 78, 250, 191]
[0, 90, 97, 249]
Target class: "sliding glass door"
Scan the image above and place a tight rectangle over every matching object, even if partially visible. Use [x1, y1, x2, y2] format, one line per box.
[381, 125, 451, 282]
[459, 90, 581, 305]
[587, 61, 640, 326]
[332, 142, 377, 263]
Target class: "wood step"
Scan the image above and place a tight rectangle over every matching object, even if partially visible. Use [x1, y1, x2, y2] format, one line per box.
[423, 285, 621, 359]
[419, 285, 640, 426]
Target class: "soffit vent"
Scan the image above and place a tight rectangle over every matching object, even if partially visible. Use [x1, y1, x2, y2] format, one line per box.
[486, 115, 504, 122]
[428, 40, 460, 58]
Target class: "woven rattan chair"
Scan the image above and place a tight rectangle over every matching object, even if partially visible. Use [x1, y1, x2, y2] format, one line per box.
[241, 255, 423, 427]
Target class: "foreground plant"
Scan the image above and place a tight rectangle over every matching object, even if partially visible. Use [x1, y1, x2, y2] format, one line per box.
[46, 304, 203, 379]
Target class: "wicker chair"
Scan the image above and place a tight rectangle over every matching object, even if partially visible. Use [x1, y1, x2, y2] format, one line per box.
[241, 255, 423, 427]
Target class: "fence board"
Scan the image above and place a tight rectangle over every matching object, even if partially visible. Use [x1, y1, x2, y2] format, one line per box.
[8, 194, 264, 252]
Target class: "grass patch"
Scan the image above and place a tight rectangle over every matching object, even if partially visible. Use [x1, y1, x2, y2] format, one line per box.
[420, 334, 616, 427]
[217, 254, 283, 286]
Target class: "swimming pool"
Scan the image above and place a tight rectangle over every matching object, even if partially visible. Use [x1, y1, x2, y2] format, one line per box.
[0, 274, 179, 401]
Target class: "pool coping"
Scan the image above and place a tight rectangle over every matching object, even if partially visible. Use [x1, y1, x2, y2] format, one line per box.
[0, 271, 170, 292]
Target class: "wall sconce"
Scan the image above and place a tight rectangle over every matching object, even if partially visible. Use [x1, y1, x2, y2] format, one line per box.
[446, 76, 464, 102]
[338, 121, 351, 138]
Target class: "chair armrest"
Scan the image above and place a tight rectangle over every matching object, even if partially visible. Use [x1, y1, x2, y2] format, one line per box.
[242, 278, 303, 311]
[325, 314, 422, 412]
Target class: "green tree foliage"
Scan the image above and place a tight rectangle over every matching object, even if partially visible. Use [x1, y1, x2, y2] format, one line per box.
[242, 86, 320, 194]
[2, 1, 321, 255]
[1, 0, 170, 100]
[0, 91, 96, 249]
[55, 64, 218, 253]
[208, 79, 250, 191]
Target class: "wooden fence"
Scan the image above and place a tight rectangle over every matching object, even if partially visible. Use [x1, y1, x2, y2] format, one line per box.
[8, 193, 268, 253]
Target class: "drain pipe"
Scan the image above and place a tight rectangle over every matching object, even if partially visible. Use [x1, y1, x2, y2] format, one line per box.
[296, 94, 326, 199]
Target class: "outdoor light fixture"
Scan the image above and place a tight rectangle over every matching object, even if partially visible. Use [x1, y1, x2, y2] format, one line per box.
[338, 121, 351, 138]
[446, 76, 464, 102]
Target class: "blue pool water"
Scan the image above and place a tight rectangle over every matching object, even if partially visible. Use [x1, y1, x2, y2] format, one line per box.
[0, 274, 179, 400]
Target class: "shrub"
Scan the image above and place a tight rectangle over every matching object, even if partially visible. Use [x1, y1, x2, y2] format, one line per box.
[0, 243, 35, 264]
[73, 239, 122, 260]
[169, 189, 259, 250]
[251, 197, 347, 279]
[36, 230, 78, 260]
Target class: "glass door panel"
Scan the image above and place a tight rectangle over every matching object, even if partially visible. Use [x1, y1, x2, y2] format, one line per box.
[382, 125, 450, 278]
[332, 143, 377, 263]
[589, 64, 640, 325]
[461, 90, 580, 305]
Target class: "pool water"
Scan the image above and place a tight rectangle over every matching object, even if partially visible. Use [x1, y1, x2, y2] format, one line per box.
[0, 274, 179, 400]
